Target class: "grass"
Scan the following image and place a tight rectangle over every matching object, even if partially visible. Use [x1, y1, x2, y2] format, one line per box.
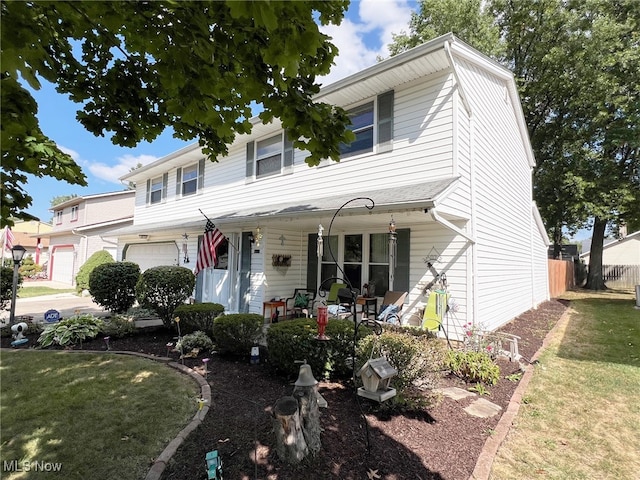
[18, 286, 77, 298]
[0, 351, 199, 480]
[490, 289, 640, 480]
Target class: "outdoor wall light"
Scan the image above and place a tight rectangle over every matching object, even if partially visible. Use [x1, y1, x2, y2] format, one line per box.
[138, 234, 149, 240]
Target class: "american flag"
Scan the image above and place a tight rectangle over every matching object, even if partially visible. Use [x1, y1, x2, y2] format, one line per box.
[194, 220, 225, 275]
[1, 226, 15, 251]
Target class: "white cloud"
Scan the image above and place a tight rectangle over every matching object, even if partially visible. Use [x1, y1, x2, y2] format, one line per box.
[88, 154, 158, 184]
[58, 145, 81, 162]
[319, 0, 415, 86]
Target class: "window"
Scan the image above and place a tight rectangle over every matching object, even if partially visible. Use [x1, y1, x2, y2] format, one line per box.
[71, 206, 79, 222]
[176, 159, 205, 197]
[340, 103, 374, 158]
[246, 132, 294, 179]
[306, 227, 409, 296]
[146, 173, 168, 205]
[339, 90, 394, 159]
[55, 210, 62, 225]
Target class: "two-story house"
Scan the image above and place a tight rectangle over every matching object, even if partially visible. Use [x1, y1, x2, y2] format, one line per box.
[45, 191, 135, 285]
[115, 34, 550, 339]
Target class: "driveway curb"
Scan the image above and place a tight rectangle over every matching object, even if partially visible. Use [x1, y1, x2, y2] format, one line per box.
[469, 306, 573, 480]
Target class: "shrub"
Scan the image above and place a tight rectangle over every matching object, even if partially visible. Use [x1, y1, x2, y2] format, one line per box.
[124, 306, 157, 319]
[176, 330, 214, 355]
[267, 318, 371, 380]
[212, 313, 263, 356]
[136, 266, 195, 328]
[1, 265, 23, 310]
[174, 302, 224, 335]
[18, 255, 42, 278]
[38, 314, 104, 348]
[444, 350, 500, 385]
[75, 250, 114, 293]
[356, 331, 446, 393]
[100, 315, 137, 338]
[89, 262, 141, 313]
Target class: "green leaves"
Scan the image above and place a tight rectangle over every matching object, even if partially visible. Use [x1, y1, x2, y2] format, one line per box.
[1, 1, 350, 223]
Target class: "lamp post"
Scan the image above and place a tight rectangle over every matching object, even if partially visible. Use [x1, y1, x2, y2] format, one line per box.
[9, 245, 26, 326]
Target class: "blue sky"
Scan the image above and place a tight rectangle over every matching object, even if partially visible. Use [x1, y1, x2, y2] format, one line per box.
[26, 0, 417, 223]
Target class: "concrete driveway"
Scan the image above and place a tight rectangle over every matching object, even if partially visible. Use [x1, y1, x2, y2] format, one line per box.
[2, 281, 107, 324]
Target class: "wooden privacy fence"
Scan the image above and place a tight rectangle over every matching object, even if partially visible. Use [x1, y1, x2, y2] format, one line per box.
[548, 259, 575, 298]
[602, 265, 640, 288]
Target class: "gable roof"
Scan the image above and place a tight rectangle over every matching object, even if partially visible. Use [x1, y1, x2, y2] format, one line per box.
[580, 230, 640, 256]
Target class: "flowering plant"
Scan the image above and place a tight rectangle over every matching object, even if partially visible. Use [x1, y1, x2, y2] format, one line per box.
[462, 322, 498, 358]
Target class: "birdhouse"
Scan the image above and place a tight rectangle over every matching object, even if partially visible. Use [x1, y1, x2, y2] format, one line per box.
[357, 357, 397, 402]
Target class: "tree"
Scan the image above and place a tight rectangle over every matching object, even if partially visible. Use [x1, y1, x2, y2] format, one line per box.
[1, 1, 353, 226]
[50, 195, 78, 208]
[388, 0, 640, 290]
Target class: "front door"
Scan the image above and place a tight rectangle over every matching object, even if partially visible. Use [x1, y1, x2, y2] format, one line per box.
[197, 234, 237, 311]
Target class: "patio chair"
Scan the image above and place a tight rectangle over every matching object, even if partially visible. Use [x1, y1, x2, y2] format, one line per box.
[285, 288, 316, 319]
[376, 291, 408, 324]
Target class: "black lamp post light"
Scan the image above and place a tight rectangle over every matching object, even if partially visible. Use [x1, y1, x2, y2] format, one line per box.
[9, 245, 26, 326]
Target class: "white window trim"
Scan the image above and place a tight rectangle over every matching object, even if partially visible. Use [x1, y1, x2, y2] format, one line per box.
[246, 132, 294, 181]
[70, 205, 79, 222]
[149, 175, 164, 205]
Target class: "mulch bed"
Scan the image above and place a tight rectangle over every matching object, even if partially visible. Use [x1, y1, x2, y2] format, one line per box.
[2, 299, 568, 480]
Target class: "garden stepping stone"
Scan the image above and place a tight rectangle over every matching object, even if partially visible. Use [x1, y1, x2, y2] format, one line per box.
[435, 386, 477, 401]
[464, 398, 502, 418]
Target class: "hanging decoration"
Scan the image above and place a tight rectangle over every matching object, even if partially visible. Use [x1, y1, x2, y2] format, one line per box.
[422, 246, 442, 264]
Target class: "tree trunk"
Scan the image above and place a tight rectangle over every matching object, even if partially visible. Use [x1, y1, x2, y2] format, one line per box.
[552, 226, 563, 259]
[272, 396, 308, 463]
[585, 217, 608, 290]
[293, 385, 321, 454]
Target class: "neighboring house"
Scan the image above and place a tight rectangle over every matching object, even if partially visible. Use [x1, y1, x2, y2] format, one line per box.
[8, 220, 52, 265]
[115, 34, 549, 339]
[44, 191, 135, 285]
[581, 231, 640, 265]
[547, 244, 579, 260]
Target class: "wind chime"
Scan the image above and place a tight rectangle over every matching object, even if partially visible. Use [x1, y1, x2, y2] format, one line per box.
[182, 233, 190, 263]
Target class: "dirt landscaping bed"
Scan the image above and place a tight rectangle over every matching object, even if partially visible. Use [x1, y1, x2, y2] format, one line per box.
[2, 299, 568, 480]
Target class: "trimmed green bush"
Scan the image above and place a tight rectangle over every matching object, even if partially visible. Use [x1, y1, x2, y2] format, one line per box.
[136, 266, 195, 328]
[75, 250, 114, 293]
[174, 302, 224, 335]
[444, 350, 500, 385]
[89, 262, 141, 313]
[357, 331, 446, 392]
[38, 314, 104, 348]
[100, 315, 137, 338]
[267, 318, 371, 380]
[176, 330, 214, 355]
[212, 313, 263, 356]
[18, 255, 42, 278]
[1, 265, 22, 310]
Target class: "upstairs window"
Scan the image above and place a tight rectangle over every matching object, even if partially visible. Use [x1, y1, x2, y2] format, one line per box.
[340, 90, 394, 159]
[146, 174, 168, 205]
[246, 132, 294, 180]
[55, 210, 63, 225]
[176, 159, 205, 197]
[71, 206, 79, 222]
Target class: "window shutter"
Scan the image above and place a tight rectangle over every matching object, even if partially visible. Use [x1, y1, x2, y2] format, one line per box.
[395, 228, 410, 293]
[162, 173, 168, 200]
[246, 142, 254, 178]
[306, 233, 318, 293]
[198, 158, 205, 190]
[283, 132, 294, 173]
[176, 168, 182, 196]
[377, 90, 394, 153]
[146, 179, 151, 204]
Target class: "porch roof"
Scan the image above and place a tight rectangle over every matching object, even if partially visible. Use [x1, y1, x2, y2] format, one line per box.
[111, 176, 459, 236]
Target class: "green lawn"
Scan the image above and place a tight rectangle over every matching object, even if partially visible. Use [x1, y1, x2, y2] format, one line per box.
[18, 286, 77, 298]
[0, 351, 198, 480]
[490, 289, 640, 479]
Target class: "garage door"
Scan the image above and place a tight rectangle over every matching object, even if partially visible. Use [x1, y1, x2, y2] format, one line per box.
[51, 247, 75, 285]
[125, 242, 179, 272]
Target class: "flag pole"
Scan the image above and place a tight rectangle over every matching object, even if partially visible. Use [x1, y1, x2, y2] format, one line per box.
[198, 210, 238, 252]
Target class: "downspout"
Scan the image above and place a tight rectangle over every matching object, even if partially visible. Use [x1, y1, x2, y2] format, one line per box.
[429, 209, 475, 244]
[444, 39, 478, 326]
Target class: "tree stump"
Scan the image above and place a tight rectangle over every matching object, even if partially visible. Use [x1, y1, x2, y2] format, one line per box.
[272, 396, 308, 463]
[293, 385, 321, 454]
